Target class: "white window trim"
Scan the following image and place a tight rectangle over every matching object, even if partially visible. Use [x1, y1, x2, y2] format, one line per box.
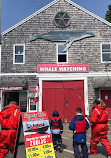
[101, 43, 111, 63]
[13, 44, 25, 64]
[29, 98, 37, 112]
[56, 43, 68, 64]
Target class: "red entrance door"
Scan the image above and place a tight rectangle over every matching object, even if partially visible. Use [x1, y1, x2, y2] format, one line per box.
[42, 80, 84, 122]
[101, 90, 111, 119]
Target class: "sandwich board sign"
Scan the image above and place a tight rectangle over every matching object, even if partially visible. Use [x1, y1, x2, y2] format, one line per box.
[22, 111, 55, 158]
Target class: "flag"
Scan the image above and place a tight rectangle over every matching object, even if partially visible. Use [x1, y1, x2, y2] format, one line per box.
[34, 82, 39, 103]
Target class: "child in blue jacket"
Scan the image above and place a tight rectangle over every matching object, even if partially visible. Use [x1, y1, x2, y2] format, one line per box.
[69, 107, 89, 158]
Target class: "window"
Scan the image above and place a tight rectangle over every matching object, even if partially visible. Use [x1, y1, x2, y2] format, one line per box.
[13, 44, 25, 64]
[57, 44, 68, 63]
[29, 98, 37, 112]
[54, 12, 70, 28]
[101, 44, 111, 62]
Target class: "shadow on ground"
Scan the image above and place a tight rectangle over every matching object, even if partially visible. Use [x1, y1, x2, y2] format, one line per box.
[88, 145, 107, 157]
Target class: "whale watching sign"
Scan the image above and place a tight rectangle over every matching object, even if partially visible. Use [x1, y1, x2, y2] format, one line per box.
[37, 64, 89, 73]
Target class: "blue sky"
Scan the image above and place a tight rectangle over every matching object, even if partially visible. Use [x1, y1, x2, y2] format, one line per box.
[1, 0, 111, 32]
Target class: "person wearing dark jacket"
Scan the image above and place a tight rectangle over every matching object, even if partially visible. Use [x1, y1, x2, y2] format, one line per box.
[50, 111, 63, 152]
[69, 107, 89, 158]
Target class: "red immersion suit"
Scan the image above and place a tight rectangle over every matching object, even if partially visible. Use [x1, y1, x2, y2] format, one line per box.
[88, 104, 111, 156]
[0, 104, 21, 158]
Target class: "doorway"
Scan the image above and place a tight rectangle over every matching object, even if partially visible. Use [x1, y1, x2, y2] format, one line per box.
[42, 80, 84, 122]
[100, 89, 111, 119]
[3, 92, 19, 107]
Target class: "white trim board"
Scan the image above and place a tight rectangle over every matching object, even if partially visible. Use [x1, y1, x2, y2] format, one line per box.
[2, 0, 111, 35]
[37, 72, 111, 78]
[0, 72, 111, 77]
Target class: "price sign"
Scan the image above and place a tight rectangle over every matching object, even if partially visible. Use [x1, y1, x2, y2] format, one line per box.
[22, 111, 55, 158]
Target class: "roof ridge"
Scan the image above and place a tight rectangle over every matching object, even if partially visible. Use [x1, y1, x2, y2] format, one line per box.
[2, 0, 111, 35]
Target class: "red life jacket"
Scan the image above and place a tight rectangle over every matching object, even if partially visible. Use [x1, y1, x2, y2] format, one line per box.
[50, 116, 62, 130]
[75, 118, 86, 134]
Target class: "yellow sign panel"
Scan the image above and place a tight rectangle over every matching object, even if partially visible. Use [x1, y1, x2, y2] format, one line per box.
[42, 148, 54, 156]
[26, 143, 55, 158]
[26, 146, 41, 154]
[41, 143, 53, 150]
[42, 153, 56, 158]
[27, 151, 41, 158]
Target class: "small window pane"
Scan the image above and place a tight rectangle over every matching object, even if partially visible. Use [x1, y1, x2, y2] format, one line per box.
[15, 46, 23, 54]
[59, 21, 65, 27]
[58, 54, 66, 62]
[64, 19, 70, 25]
[30, 98, 36, 111]
[102, 44, 110, 50]
[55, 13, 61, 19]
[55, 19, 61, 25]
[102, 54, 111, 61]
[15, 55, 23, 63]
[64, 13, 69, 19]
[59, 12, 65, 17]
[30, 104, 36, 110]
[58, 45, 66, 54]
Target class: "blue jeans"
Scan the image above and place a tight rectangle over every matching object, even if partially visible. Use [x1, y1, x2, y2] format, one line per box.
[73, 141, 88, 158]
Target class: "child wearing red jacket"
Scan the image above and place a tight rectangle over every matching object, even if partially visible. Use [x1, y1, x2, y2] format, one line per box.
[69, 107, 89, 158]
[88, 99, 111, 157]
[50, 111, 63, 152]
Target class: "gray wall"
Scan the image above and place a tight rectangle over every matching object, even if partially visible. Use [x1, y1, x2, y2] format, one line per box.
[1, 0, 111, 73]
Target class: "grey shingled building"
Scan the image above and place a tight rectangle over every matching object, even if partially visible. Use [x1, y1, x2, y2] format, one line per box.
[1, 0, 111, 120]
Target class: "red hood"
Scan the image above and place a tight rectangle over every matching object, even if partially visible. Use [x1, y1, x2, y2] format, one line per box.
[1, 104, 19, 119]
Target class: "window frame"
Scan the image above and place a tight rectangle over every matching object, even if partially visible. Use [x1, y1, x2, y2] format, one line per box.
[56, 43, 68, 63]
[13, 44, 25, 64]
[29, 98, 37, 112]
[54, 12, 70, 28]
[101, 43, 111, 63]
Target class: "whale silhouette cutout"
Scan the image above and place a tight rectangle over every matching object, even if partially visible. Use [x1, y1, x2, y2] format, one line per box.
[30, 30, 95, 52]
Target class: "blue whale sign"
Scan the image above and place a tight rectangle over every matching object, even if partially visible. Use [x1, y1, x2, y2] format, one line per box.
[30, 30, 95, 52]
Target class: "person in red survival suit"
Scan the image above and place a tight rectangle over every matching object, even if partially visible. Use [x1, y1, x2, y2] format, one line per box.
[88, 99, 111, 157]
[0, 101, 21, 158]
[50, 111, 63, 152]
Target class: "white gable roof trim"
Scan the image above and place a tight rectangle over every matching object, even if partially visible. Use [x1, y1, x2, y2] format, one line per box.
[2, 0, 111, 35]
